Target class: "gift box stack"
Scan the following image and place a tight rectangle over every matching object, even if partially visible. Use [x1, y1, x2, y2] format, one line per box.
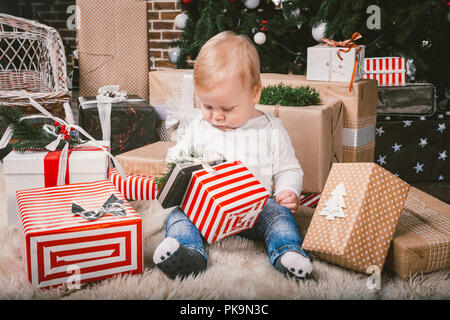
[0, 96, 150, 289]
[301, 162, 450, 278]
[302, 162, 411, 274]
[298, 40, 449, 277]
[361, 52, 449, 185]
[304, 32, 378, 167]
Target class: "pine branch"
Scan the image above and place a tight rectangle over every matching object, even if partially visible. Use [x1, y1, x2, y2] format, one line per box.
[0, 106, 83, 152]
[259, 84, 321, 106]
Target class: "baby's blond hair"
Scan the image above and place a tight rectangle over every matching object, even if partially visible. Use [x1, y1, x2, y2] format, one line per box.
[194, 31, 261, 92]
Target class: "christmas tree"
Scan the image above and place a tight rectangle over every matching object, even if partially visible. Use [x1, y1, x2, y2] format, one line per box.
[173, 0, 449, 103]
[318, 182, 347, 221]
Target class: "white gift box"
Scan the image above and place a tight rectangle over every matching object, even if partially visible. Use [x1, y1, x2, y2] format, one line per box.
[16, 179, 142, 289]
[3, 141, 110, 226]
[306, 45, 365, 82]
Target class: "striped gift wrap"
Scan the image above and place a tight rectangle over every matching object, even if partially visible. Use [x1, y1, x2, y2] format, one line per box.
[16, 180, 143, 289]
[299, 193, 321, 208]
[180, 161, 270, 244]
[109, 168, 158, 201]
[364, 57, 406, 86]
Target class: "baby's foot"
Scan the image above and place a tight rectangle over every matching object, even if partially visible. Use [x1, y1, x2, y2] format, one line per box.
[153, 237, 207, 279]
[274, 251, 313, 279]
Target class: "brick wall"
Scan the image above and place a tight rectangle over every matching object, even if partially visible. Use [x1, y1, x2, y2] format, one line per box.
[148, 0, 186, 71]
[10, 0, 185, 73]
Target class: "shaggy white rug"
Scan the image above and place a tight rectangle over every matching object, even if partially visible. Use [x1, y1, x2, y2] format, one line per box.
[0, 163, 448, 300]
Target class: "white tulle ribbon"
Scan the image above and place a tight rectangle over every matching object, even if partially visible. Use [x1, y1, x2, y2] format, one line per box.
[164, 71, 198, 141]
[95, 85, 127, 141]
[172, 148, 226, 176]
[0, 125, 13, 149]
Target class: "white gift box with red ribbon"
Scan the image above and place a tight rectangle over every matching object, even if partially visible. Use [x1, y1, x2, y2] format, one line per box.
[3, 141, 110, 226]
[180, 161, 270, 244]
[306, 45, 366, 83]
[16, 179, 143, 289]
[363, 57, 406, 86]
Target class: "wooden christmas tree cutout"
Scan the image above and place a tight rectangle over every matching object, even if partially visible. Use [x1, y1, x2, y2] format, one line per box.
[319, 182, 347, 221]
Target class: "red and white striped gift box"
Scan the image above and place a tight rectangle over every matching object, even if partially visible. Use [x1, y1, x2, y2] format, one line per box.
[109, 168, 157, 201]
[364, 57, 406, 86]
[299, 193, 321, 208]
[181, 161, 270, 244]
[17, 180, 143, 289]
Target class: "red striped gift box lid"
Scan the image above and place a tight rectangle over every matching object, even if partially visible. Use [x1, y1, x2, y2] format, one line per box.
[364, 57, 405, 73]
[16, 180, 140, 236]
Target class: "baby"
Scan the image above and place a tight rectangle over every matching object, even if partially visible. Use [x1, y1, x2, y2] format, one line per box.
[153, 31, 313, 280]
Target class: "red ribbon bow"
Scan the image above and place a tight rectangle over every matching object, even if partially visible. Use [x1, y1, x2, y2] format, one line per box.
[322, 32, 362, 60]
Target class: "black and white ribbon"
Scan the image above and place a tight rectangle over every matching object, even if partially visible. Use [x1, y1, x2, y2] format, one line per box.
[72, 193, 126, 221]
[0, 97, 127, 185]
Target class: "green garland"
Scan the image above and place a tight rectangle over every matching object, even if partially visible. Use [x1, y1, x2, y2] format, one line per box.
[0, 105, 83, 152]
[259, 83, 321, 106]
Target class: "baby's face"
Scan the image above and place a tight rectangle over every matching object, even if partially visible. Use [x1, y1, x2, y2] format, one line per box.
[196, 74, 262, 131]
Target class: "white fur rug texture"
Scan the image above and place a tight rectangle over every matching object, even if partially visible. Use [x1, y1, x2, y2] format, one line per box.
[0, 163, 448, 300]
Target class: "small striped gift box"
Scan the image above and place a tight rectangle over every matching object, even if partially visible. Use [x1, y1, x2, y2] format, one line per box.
[364, 57, 406, 86]
[299, 193, 321, 208]
[16, 180, 143, 289]
[109, 168, 158, 201]
[181, 161, 270, 244]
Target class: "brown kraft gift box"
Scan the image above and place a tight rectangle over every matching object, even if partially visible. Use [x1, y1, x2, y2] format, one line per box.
[116, 141, 176, 178]
[77, 0, 149, 100]
[149, 70, 201, 109]
[302, 162, 410, 274]
[256, 98, 343, 194]
[385, 187, 450, 278]
[260, 73, 378, 163]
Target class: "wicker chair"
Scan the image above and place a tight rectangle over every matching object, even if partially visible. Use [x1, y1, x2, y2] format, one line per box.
[0, 13, 72, 119]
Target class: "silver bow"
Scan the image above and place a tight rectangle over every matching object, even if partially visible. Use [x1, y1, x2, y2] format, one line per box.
[173, 148, 226, 175]
[96, 85, 128, 141]
[72, 194, 126, 220]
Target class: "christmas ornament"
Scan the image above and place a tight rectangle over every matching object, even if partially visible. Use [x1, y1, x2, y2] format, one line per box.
[281, 0, 302, 29]
[271, 0, 282, 6]
[260, 20, 268, 31]
[405, 57, 417, 82]
[182, 0, 193, 5]
[174, 13, 188, 30]
[421, 39, 432, 49]
[254, 32, 266, 45]
[168, 47, 181, 64]
[243, 0, 260, 9]
[312, 21, 328, 42]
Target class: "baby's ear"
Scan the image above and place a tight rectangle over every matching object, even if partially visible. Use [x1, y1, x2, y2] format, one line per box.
[253, 84, 262, 103]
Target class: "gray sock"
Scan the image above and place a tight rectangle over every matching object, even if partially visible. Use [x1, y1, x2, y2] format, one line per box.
[274, 251, 313, 279]
[153, 237, 207, 279]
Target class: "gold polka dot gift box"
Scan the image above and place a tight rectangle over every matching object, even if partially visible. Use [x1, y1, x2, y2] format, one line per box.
[301, 162, 410, 274]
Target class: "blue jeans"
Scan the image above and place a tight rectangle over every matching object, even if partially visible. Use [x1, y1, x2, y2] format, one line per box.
[165, 197, 309, 266]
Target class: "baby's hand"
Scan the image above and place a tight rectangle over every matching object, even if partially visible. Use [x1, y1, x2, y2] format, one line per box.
[276, 190, 298, 215]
